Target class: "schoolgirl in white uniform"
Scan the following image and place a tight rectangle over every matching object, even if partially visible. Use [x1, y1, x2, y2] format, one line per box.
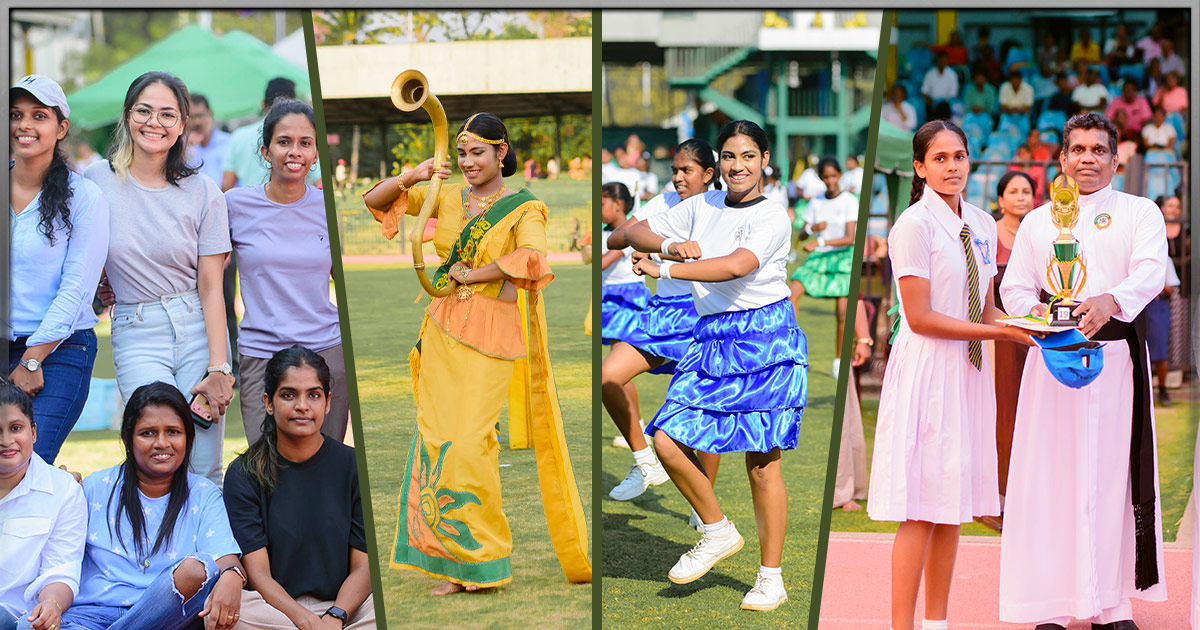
[625, 120, 805, 612]
[602, 139, 719, 506]
[865, 120, 1034, 630]
[601, 182, 650, 344]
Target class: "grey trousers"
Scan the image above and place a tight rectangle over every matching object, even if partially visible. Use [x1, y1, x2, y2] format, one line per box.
[239, 343, 350, 443]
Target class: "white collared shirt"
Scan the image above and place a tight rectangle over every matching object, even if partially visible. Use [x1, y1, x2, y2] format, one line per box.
[922, 67, 959, 102]
[0, 455, 87, 617]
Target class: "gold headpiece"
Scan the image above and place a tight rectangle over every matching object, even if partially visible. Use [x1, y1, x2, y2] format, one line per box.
[456, 113, 505, 146]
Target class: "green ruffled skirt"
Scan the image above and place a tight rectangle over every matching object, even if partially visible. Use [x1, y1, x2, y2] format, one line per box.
[791, 247, 853, 298]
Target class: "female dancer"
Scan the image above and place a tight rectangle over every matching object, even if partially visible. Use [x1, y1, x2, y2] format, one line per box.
[225, 100, 347, 442]
[0, 383, 86, 630]
[992, 170, 1036, 500]
[624, 120, 805, 611]
[363, 112, 589, 594]
[866, 121, 1034, 630]
[59, 382, 244, 630]
[603, 140, 718, 514]
[84, 72, 233, 484]
[224, 346, 373, 628]
[790, 157, 859, 364]
[8, 75, 109, 463]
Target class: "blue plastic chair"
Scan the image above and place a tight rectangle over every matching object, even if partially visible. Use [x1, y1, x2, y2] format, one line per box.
[1144, 150, 1181, 199]
[1165, 112, 1186, 142]
[998, 113, 1031, 140]
[1037, 110, 1067, 133]
[1117, 64, 1145, 83]
[907, 48, 934, 78]
[963, 111, 994, 134]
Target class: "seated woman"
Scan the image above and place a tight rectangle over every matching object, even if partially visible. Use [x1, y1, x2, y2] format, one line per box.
[58, 382, 244, 630]
[223, 346, 373, 629]
[0, 383, 86, 630]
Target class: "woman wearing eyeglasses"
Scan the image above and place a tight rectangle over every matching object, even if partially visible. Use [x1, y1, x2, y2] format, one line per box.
[84, 71, 233, 485]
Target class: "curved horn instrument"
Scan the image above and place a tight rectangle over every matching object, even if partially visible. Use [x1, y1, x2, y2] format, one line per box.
[391, 69, 452, 297]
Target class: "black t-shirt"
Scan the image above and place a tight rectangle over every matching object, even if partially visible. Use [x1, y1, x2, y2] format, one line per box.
[224, 436, 366, 600]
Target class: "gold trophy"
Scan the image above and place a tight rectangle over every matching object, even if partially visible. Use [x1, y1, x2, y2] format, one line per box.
[1045, 174, 1087, 326]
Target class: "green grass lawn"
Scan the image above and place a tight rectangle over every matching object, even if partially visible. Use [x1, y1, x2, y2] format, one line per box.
[830, 379, 1195, 542]
[600, 290, 842, 629]
[344, 262, 592, 629]
[56, 319, 250, 478]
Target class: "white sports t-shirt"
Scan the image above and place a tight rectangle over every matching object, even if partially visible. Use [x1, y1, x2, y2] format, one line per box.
[803, 191, 860, 252]
[647, 190, 791, 315]
[601, 227, 643, 286]
[632, 192, 690, 297]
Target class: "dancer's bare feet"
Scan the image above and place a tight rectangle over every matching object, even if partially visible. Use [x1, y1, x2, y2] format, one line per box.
[431, 581, 481, 595]
[840, 500, 862, 512]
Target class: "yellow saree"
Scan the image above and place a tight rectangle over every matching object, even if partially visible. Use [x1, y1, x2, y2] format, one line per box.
[365, 182, 591, 587]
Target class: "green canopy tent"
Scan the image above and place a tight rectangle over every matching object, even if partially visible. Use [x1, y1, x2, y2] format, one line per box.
[874, 119, 914, 223]
[67, 25, 310, 136]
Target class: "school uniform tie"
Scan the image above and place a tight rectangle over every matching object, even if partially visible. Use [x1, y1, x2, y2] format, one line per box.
[959, 224, 983, 370]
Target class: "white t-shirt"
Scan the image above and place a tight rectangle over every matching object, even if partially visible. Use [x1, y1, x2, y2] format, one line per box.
[999, 81, 1035, 110]
[803, 191, 860, 252]
[840, 167, 864, 194]
[632, 192, 691, 297]
[881, 101, 918, 132]
[797, 167, 826, 200]
[647, 191, 791, 315]
[1072, 83, 1109, 109]
[922, 67, 959, 102]
[601, 227, 642, 286]
[602, 164, 644, 206]
[1142, 122, 1177, 148]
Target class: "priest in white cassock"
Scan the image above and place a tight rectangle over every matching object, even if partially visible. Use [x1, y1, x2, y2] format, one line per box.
[998, 112, 1168, 630]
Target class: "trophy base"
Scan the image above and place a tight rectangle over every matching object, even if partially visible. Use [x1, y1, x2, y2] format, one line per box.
[1047, 302, 1081, 327]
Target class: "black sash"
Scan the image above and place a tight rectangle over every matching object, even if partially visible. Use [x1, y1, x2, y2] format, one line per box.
[1041, 291, 1158, 590]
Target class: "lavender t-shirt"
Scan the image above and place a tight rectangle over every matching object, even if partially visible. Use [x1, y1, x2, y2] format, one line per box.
[84, 160, 231, 304]
[226, 184, 340, 358]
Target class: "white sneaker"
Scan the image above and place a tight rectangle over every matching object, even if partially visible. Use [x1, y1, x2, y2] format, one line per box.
[687, 508, 704, 533]
[668, 522, 744, 584]
[832, 357, 841, 380]
[609, 461, 670, 501]
[740, 573, 788, 611]
[612, 420, 646, 448]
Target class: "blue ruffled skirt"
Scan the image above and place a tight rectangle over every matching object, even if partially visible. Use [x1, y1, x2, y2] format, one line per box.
[621, 293, 701, 374]
[601, 281, 650, 344]
[647, 299, 807, 453]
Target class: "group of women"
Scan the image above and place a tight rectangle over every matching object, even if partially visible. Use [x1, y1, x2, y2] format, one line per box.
[6, 72, 370, 628]
[599, 121, 808, 612]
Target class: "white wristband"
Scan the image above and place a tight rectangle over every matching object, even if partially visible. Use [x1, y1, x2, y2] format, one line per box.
[650, 253, 663, 263]
[817, 237, 826, 248]
[660, 238, 679, 256]
[659, 261, 675, 280]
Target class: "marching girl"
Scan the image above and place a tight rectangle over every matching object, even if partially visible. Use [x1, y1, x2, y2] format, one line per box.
[865, 120, 1034, 630]
[8, 75, 109, 464]
[362, 112, 589, 594]
[790, 157, 859, 363]
[600, 182, 651, 449]
[624, 120, 805, 612]
[602, 140, 718, 509]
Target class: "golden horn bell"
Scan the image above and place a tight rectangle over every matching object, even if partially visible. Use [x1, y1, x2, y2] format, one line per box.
[390, 69, 453, 298]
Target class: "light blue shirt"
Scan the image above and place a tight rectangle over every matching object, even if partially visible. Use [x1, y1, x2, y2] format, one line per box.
[9, 170, 109, 344]
[189, 128, 232, 188]
[75, 465, 240, 608]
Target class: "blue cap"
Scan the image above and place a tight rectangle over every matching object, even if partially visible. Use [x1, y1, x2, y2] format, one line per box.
[1034, 329, 1104, 389]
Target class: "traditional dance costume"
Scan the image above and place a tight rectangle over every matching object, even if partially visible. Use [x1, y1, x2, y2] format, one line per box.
[601, 225, 650, 344]
[365, 182, 591, 588]
[619, 192, 702, 373]
[644, 191, 807, 454]
[792, 189, 859, 298]
[867, 187, 1001, 524]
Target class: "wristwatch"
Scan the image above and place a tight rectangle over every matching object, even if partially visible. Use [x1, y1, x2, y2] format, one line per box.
[19, 358, 41, 372]
[856, 337, 874, 346]
[219, 564, 247, 587]
[323, 606, 348, 628]
[206, 362, 233, 377]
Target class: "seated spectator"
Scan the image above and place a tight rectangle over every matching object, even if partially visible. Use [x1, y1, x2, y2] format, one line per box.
[972, 45, 1004, 85]
[1142, 106, 1178, 152]
[1145, 57, 1166, 94]
[1031, 63, 1059, 101]
[974, 27, 998, 65]
[1046, 73, 1076, 114]
[964, 70, 998, 114]
[1111, 110, 1141, 154]
[1019, 129, 1049, 194]
[1071, 69, 1109, 111]
[881, 83, 918, 132]
[1153, 72, 1189, 114]
[1069, 28, 1101, 65]
[1160, 39, 1185, 77]
[1049, 47, 1071, 75]
[922, 50, 960, 106]
[1106, 79, 1153, 135]
[1136, 25, 1163, 65]
[1105, 24, 1137, 68]
[999, 70, 1035, 115]
[933, 30, 969, 66]
[1036, 33, 1058, 68]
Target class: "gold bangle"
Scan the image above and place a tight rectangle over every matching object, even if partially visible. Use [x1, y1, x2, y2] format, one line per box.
[412, 262, 425, 270]
[396, 177, 408, 194]
[856, 337, 874, 346]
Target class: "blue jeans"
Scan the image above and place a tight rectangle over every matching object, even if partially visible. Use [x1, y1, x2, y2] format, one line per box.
[110, 292, 226, 485]
[0, 607, 18, 630]
[6, 329, 98, 464]
[48, 557, 216, 630]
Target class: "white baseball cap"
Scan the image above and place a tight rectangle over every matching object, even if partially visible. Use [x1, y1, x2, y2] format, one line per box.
[11, 75, 70, 118]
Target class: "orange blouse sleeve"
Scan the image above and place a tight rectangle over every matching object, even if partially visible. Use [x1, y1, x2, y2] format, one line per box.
[495, 202, 554, 291]
[362, 180, 432, 240]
